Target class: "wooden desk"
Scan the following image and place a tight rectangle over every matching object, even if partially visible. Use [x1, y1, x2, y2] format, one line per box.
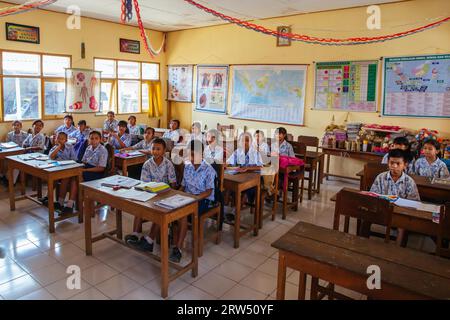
[224, 172, 261, 248]
[7, 154, 84, 233]
[357, 170, 450, 204]
[273, 222, 450, 300]
[0, 147, 25, 186]
[321, 147, 383, 181]
[81, 178, 198, 298]
[114, 153, 147, 176]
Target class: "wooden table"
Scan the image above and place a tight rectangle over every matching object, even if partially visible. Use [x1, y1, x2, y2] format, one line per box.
[356, 170, 450, 204]
[114, 153, 147, 176]
[81, 178, 199, 298]
[329, 192, 439, 238]
[322, 147, 383, 181]
[7, 154, 84, 233]
[273, 221, 450, 300]
[224, 172, 261, 248]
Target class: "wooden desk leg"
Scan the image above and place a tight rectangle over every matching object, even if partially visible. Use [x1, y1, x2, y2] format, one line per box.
[326, 154, 331, 181]
[160, 219, 169, 298]
[234, 189, 241, 248]
[276, 252, 287, 300]
[310, 277, 319, 300]
[37, 179, 42, 199]
[191, 209, 199, 277]
[253, 185, 260, 236]
[116, 209, 123, 240]
[20, 171, 25, 195]
[8, 166, 15, 211]
[292, 178, 299, 211]
[122, 161, 128, 177]
[307, 170, 313, 200]
[84, 197, 93, 256]
[298, 272, 307, 300]
[47, 179, 55, 233]
[318, 155, 324, 186]
[77, 174, 83, 223]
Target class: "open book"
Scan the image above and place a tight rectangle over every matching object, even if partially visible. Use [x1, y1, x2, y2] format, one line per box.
[0, 142, 19, 149]
[155, 194, 196, 209]
[135, 181, 170, 193]
[35, 160, 78, 169]
[101, 175, 141, 189]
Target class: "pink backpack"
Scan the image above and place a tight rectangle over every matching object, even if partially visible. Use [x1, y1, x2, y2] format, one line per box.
[279, 156, 304, 169]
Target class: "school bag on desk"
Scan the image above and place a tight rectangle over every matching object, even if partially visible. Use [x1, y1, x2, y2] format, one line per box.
[279, 155, 305, 189]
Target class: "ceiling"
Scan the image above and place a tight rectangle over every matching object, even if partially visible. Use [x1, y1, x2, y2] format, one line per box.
[6, 0, 405, 31]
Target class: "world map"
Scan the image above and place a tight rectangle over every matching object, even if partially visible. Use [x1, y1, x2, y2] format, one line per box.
[231, 65, 307, 125]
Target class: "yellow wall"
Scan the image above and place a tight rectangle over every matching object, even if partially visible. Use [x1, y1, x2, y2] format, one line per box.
[166, 0, 450, 177]
[0, 2, 167, 137]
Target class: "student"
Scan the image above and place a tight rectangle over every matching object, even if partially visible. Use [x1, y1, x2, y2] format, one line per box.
[69, 120, 90, 143]
[125, 138, 177, 249]
[371, 149, 420, 200]
[121, 127, 155, 156]
[227, 132, 263, 170]
[370, 149, 420, 245]
[413, 139, 450, 179]
[162, 119, 181, 143]
[381, 136, 414, 173]
[81, 131, 108, 182]
[128, 115, 141, 145]
[49, 132, 78, 213]
[6, 120, 28, 146]
[172, 139, 217, 263]
[254, 130, 270, 164]
[109, 120, 131, 149]
[55, 115, 77, 135]
[271, 127, 295, 157]
[103, 111, 119, 133]
[204, 129, 224, 164]
[188, 122, 204, 143]
[22, 120, 46, 153]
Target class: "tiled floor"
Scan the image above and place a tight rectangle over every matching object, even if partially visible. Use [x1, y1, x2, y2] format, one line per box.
[0, 178, 435, 300]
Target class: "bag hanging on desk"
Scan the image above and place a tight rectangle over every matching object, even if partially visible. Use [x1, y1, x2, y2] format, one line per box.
[279, 156, 305, 189]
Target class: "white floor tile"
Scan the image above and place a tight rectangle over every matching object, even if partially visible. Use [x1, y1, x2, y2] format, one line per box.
[95, 274, 140, 299]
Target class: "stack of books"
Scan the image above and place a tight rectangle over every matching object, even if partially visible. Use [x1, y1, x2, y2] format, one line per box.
[135, 181, 170, 193]
[346, 123, 362, 141]
[0, 142, 19, 149]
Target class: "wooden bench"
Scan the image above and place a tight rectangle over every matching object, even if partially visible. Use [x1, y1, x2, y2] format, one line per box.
[272, 221, 450, 300]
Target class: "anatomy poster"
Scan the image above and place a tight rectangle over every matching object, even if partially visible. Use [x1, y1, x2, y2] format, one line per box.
[195, 65, 228, 114]
[65, 68, 101, 113]
[168, 65, 193, 102]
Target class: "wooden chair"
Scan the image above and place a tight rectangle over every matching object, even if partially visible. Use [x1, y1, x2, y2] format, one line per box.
[259, 170, 279, 227]
[291, 141, 311, 200]
[217, 124, 235, 139]
[436, 203, 450, 258]
[91, 143, 116, 217]
[309, 187, 394, 300]
[297, 135, 319, 152]
[197, 163, 224, 256]
[286, 134, 294, 142]
[361, 162, 388, 191]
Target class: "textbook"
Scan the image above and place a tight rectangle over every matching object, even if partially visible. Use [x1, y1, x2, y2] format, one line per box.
[101, 175, 140, 189]
[116, 151, 144, 158]
[135, 181, 170, 193]
[155, 194, 196, 209]
[34, 160, 77, 169]
[18, 154, 49, 161]
[0, 142, 18, 149]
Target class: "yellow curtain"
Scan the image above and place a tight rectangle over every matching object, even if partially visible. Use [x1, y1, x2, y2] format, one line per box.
[146, 80, 162, 117]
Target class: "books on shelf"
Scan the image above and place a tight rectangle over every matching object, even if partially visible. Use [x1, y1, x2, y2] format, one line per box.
[101, 175, 141, 189]
[135, 181, 170, 193]
[0, 142, 19, 149]
[155, 194, 196, 209]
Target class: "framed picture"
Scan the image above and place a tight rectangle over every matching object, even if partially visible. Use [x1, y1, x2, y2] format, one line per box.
[277, 26, 291, 47]
[168, 65, 193, 102]
[120, 38, 140, 54]
[195, 65, 229, 114]
[6, 23, 40, 44]
[65, 68, 102, 113]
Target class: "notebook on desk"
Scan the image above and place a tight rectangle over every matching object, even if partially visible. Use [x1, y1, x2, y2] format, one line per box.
[101, 175, 141, 189]
[0, 142, 18, 149]
[155, 194, 195, 209]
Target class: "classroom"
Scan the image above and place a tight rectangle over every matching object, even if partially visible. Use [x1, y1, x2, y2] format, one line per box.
[0, 0, 449, 303]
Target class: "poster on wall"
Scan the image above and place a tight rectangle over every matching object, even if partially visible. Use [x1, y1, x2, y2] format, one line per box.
[120, 38, 140, 54]
[314, 60, 378, 112]
[6, 23, 40, 44]
[195, 65, 229, 114]
[65, 68, 101, 113]
[382, 54, 450, 118]
[168, 65, 193, 102]
[230, 64, 307, 125]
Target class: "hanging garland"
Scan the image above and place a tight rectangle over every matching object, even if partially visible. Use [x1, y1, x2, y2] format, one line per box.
[0, 0, 57, 17]
[120, 0, 166, 58]
[183, 0, 450, 45]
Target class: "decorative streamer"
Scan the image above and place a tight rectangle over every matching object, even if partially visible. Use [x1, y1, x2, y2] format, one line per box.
[183, 0, 450, 45]
[0, 0, 57, 17]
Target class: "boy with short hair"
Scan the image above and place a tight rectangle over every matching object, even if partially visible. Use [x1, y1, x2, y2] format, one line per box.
[413, 139, 450, 179]
[204, 129, 224, 164]
[6, 120, 28, 146]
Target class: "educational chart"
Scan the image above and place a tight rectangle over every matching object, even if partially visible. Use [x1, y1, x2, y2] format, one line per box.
[382, 54, 450, 118]
[195, 65, 229, 114]
[314, 60, 378, 112]
[168, 65, 193, 102]
[231, 65, 307, 125]
[65, 69, 101, 113]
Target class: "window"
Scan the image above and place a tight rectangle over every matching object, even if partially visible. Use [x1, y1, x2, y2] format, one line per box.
[0, 51, 71, 121]
[94, 58, 159, 114]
